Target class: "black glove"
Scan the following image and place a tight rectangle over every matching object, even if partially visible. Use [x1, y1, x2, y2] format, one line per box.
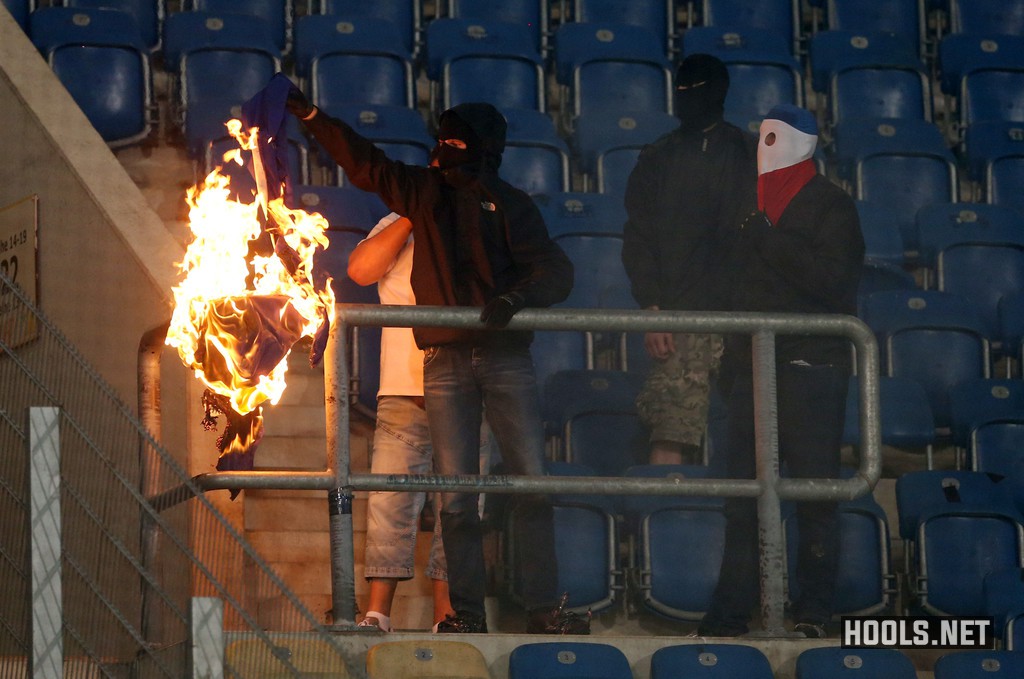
[286, 86, 315, 119]
[480, 292, 526, 329]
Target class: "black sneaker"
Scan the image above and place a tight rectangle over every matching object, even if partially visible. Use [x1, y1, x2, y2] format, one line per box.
[794, 621, 828, 639]
[526, 593, 592, 634]
[435, 612, 488, 634]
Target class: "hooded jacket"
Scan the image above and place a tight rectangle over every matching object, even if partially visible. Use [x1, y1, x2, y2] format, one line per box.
[303, 104, 573, 349]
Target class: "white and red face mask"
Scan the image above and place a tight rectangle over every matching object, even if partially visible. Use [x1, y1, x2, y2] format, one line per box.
[757, 116, 818, 175]
[756, 106, 820, 224]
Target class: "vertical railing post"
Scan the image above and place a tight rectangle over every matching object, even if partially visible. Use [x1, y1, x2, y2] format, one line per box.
[751, 331, 787, 636]
[29, 406, 62, 679]
[324, 316, 356, 626]
[191, 597, 224, 679]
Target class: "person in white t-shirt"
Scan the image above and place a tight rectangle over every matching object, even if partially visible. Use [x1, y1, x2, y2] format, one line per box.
[348, 212, 451, 633]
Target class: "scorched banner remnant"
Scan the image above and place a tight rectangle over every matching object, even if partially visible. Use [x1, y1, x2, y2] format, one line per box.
[166, 77, 335, 489]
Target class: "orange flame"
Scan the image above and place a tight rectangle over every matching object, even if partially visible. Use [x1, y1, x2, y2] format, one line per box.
[166, 121, 336, 416]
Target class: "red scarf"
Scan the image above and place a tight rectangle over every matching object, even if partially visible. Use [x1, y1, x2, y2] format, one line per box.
[757, 159, 817, 225]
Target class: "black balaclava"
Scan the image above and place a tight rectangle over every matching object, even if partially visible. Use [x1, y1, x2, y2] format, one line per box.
[674, 53, 730, 133]
[431, 102, 507, 187]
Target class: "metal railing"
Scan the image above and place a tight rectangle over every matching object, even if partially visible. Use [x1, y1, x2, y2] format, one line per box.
[182, 302, 882, 637]
[0, 273, 364, 678]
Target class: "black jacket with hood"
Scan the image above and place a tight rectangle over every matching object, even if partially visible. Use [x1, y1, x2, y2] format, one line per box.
[302, 104, 574, 349]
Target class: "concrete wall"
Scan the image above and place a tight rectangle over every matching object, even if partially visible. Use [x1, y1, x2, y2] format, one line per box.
[0, 4, 190, 459]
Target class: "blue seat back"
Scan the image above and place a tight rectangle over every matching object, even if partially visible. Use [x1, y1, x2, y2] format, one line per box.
[795, 647, 917, 678]
[939, 244, 1024, 338]
[915, 202, 1024, 266]
[572, 110, 679, 179]
[448, 0, 546, 52]
[832, 117, 952, 182]
[856, 200, 907, 264]
[984, 568, 1024, 638]
[446, 55, 543, 111]
[972, 417, 1024, 477]
[287, 185, 391, 233]
[508, 642, 632, 679]
[642, 506, 726, 619]
[723, 61, 802, 134]
[989, 156, 1024, 213]
[895, 469, 1018, 539]
[826, 0, 923, 55]
[934, 650, 1024, 679]
[4, 0, 32, 31]
[810, 29, 921, 94]
[65, 0, 163, 51]
[702, 0, 798, 54]
[963, 69, 1024, 126]
[831, 66, 929, 124]
[949, 379, 1024, 449]
[319, 0, 418, 55]
[294, 14, 410, 78]
[163, 10, 280, 74]
[536, 192, 627, 238]
[531, 331, 588, 395]
[553, 234, 628, 309]
[651, 643, 773, 679]
[502, 145, 568, 195]
[574, 0, 674, 56]
[964, 121, 1024, 182]
[938, 34, 1024, 96]
[951, 0, 1024, 35]
[313, 52, 412, 108]
[191, 0, 291, 54]
[842, 375, 935, 448]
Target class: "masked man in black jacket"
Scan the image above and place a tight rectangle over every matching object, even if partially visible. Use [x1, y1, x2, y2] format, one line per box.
[287, 91, 583, 634]
[699, 104, 864, 639]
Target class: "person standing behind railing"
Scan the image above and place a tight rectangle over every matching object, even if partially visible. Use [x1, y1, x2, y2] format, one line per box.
[287, 90, 587, 635]
[699, 104, 865, 639]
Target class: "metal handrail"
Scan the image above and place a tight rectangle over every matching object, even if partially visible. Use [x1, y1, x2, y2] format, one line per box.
[178, 303, 881, 636]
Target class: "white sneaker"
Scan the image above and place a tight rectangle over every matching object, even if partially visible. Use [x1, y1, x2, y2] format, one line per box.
[357, 613, 392, 632]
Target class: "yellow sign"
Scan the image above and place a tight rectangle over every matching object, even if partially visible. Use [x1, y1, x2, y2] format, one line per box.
[0, 195, 39, 349]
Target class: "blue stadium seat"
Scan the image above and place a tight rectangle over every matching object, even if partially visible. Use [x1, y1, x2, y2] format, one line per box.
[842, 375, 935, 466]
[935, 650, 1024, 679]
[531, 331, 590, 397]
[937, 33, 1024, 97]
[971, 416, 1024, 476]
[650, 643, 773, 679]
[950, 0, 1024, 36]
[535, 192, 628, 238]
[573, 0, 676, 57]
[571, 110, 679, 194]
[860, 290, 990, 428]
[855, 200, 907, 265]
[447, 0, 547, 54]
[30, 6, 154, 148]
[858, 260, 917, 309]
[915, 203, 1024, 340]
[809, 29, 922, 96]
[316, 0, 419, 56]
[795, 647, 916, 679]
[826, 0, 925, 57]
[962, 68, 1024, 127]
[895, 469, 1024, 616]
[553, 21, 673, 124]
[785, 477, 896, 615]
[949, 379, 1024, 449]
[619, 464, 727, 620]
[187, 0, 292, 55]
[163, 10, 281, 156]
[543, 369, 646, 475]
[311, 104, 432, 186]
[425, 17, 545, 115]
[983, 568, 1024, 640]
[507, 462, 621, 613]
[701, 0, 800, 56]
[508, 642, 632, 679]
[833, 118, 956, 254]
[502, 108, 570, 195]
[998, 292, 1024, 371]
[553, 234, 630, 310]
[963, 121, 1024, 187]
[293, 14, 414, 108]
[286, 185, 390, 233]
[829, 63, 932, 126]
[62, 0, 163, 52]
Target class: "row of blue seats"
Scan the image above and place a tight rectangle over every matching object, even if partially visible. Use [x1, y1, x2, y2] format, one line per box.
[10, 0, 1024, 61]
[17, 1, 1024, 152]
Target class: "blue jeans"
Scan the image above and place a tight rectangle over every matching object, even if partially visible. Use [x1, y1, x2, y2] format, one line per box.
[364, 396, 446, 580]
[423, 344, 557, 618]
[703, 360, 849, 633]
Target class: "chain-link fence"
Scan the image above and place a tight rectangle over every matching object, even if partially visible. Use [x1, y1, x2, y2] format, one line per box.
[0, 272, 363, 678]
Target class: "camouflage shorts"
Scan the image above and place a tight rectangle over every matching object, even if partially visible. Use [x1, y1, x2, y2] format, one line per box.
[636, 333, 724, 447]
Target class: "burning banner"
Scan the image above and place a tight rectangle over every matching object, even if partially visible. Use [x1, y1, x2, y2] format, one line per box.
[167, 75, 335, 486]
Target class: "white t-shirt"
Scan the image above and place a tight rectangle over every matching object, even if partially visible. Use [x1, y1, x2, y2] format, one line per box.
[363, 212, 423, 397]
